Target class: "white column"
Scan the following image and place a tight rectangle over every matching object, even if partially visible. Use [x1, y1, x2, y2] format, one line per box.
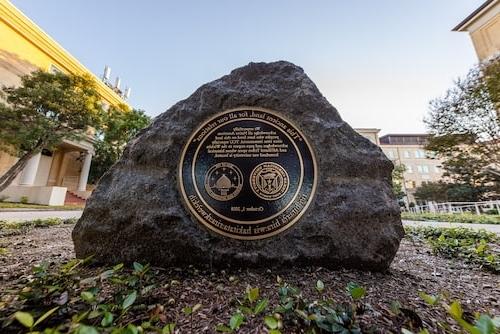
[77, 151, 92, 191]
[19, 152, 42, 186]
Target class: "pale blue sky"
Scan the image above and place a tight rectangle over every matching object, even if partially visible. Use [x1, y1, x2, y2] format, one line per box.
[12, 0, 483, 134]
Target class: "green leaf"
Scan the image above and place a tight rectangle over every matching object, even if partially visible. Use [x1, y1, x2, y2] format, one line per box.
[390, 300, 401, 315]
[419, 292, 438, 305]
[448, 301, 463, 320]
[101, 312, 113, 327]
[76, 325, 99, 334]
[33, 306, 59, 327]
[113, 263, 124, 271]
[229, 313, 244, 330]
[80, 291, 95, 303]
[238, 306, 253, 315]
[100, 269, 114, 279]
[162, 323, 176, 334]
[73, 310, 90, 323]
[14, 311, 34, 328]
[346, 282, 366, 300]
[215, 324, 232, 332]
[122, 290, 137, 309]
[264, 315, 279, 329]
[269, 330, 282, 334]
[133, 262, 144, 272]
[475, 315, 495, 334]
[88, 310, 100, 319]
[182, 306, 192, 315]
[254, 299, 269, 314]
[126, 324, 139, 334]
[316, 280, 325, 292]
[448, 301, 481, 334]
[247, 287, 259, 303]
[295, 309, 309, 320]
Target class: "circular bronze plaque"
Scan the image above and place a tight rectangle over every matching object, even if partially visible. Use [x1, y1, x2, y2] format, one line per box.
[178, 107, 317, 240]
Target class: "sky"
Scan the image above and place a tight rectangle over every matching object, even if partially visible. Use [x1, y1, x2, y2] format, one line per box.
[12, 0, 483, 135]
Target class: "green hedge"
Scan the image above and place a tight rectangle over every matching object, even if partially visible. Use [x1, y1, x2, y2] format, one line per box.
[405, 226, 499, 273]
[401, 212, 500, 225]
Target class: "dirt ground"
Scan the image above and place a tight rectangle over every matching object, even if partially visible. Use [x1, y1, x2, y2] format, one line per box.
[0, 225, 499, 333]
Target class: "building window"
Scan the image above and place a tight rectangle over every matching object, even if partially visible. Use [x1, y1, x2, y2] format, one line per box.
[417, 165, 423, 173]
[404, 151, 411, 158]
[386, 150, 394, 159]
[422, 165, 429, 173]
[49, 64, 62, 74]
[414, 150, 426, 158]
[405, 164, 413, 173]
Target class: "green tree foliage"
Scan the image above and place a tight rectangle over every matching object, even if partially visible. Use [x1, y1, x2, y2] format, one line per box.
[392, 163, 406, 202]
[414, 181, 482, 203]
[88, 108, 150, 184]
[426, 55, 500, 201]
[0, 71, 103, 192]
[414, 181, 449, 202]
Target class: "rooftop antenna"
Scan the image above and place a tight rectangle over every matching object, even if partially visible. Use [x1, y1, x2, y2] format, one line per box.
[124, 87, 131, 99]
[102, 65, 111, 82]
[114, 77, 121, 90]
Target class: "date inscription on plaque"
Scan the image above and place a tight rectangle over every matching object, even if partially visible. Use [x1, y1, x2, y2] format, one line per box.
[178, 108, 317, 240]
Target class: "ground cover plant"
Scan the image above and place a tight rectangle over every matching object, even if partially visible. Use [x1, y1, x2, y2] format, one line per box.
[405, 226, 499, 273]
[0, 222, 498, 333]
[401, 212, 500, 225]
[0, 218, 77, 237]
[0, 259, 498, 333]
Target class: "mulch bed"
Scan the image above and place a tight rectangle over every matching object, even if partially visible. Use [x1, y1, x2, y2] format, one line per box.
[0, 225, 499, 333]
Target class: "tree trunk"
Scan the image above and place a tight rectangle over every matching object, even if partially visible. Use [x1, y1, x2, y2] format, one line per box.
[0, 150, 38, 193]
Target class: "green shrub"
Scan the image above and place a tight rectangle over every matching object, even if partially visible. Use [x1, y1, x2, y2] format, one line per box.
[485, 208, 499, 215]
[402, 212, 500, 224]
[19, 196, 29, 204]
[405, 226, 499, 273]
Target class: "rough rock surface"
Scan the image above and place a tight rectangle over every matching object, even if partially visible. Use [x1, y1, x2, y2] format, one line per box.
[72, 61, 404, 271]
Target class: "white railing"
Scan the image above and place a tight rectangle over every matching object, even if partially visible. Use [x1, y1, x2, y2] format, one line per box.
[406, 200, 500, 215]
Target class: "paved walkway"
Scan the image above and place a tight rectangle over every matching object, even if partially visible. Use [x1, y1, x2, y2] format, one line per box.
[403, 220, 500, 234]
[0, 210, 83, 221]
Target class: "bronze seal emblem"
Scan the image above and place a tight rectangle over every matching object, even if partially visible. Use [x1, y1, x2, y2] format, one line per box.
[178, 107, 317, 240]
[204, 162, 243, 201]
[250, 162, 289, 200]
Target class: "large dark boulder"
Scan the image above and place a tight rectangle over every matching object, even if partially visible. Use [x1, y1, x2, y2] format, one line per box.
[72, 61, 403, 271]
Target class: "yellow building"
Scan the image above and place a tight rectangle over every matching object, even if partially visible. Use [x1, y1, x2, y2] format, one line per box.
[355, 129, 444, 205]
[353, 128, 380, 145]
[453, 0, 500, 61]
[0, 0, 129, 205]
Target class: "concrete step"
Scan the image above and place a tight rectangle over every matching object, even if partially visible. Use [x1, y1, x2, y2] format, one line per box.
[65, 191, 86, 205]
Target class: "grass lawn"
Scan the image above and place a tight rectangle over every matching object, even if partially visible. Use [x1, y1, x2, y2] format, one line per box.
[0, 202, 83, 211]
